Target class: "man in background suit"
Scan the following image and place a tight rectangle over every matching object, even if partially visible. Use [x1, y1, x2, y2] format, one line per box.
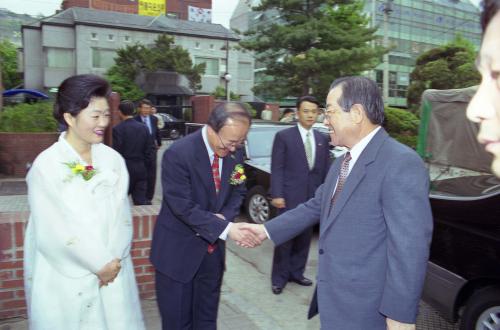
[243, 76, 433, 330]
[134, 99, 162, 203]
[150, 102, 260, 329]
[270, 95, 330, 294]
[113, 100, 153, 205]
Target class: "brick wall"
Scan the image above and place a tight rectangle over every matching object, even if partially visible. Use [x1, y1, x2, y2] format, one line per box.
[0, 206, 159, 320]
[0, 133, 59, 177]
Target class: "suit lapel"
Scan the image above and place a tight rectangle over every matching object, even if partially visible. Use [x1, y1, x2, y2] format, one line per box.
[292, 126, 310, 171]
[321, 128, 389, 235]
[313, 130, 325, 170]
[193, 131, 217, 202]
[216, 155, 235, 210]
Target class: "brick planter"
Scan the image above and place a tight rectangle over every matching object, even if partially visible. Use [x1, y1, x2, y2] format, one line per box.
[0, 133, 59, 177]
[0, 205, 159, 319]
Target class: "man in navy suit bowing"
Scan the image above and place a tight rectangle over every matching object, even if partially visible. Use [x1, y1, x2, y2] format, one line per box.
[150, 102, 260, 329]
[270, 96, 330, 294]
[134, 99, 162, 203]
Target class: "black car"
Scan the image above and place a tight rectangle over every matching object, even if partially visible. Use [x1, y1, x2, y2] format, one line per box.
[242, 121, 340, 223]
[157, 113, 185, 140]
[422, 173, 500, 330]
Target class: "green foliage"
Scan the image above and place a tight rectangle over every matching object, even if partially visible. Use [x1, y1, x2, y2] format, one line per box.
[407, 37, 480, 111]
[183, 107, 193, 121]
[240, 0, 386, 101]
[384, 107, 419, 149]
[211, 86, 241, 101]
[0, 101, 57, 132]
[106, 34, 205, 99]
[242, 103, 257, 118]
[0, 39, 21, 89]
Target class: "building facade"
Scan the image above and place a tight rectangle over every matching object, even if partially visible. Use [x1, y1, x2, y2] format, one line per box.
[22, 7, 254, 99]
[366, 0, 481, 107]
[231, 0, 481, 107]
[61, 0, 212, 20]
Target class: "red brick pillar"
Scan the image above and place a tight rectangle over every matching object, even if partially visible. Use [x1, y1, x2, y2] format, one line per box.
[266, 103, 280, 121]
[104, 92, 121, 147]
[191, 95, 215, 124]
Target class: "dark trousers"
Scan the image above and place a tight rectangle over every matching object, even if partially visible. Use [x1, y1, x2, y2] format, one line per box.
[145, 153, 157, 201]
[155, 246, 224, 330]
[271, 226, 313, 287]
[126, 160, 148, 205]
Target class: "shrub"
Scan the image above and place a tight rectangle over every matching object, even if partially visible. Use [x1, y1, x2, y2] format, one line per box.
[384, 107, 419, 149]
[0, 101, 58, 132]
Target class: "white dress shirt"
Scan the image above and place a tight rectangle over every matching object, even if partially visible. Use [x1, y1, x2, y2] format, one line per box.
[297, 123, 316, 165]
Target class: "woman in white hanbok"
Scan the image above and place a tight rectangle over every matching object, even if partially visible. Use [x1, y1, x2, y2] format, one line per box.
[23, 74, 145, 330]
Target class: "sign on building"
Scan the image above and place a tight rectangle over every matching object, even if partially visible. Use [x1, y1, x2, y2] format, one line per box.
[188, 5, 212, 23]
[138, 0, 166, 16]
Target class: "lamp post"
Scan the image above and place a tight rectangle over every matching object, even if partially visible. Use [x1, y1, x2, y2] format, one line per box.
[223, 73, 232, 101]
[382, 0, 393, 104]
[222, 38, 231, 101]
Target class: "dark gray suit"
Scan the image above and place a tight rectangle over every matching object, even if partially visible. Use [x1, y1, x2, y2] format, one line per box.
[265, 128, 433, 329]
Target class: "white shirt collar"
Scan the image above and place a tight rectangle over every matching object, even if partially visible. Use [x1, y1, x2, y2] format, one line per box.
[202, 125, 215, 158]
[348, 126, 381, 172]
[297, 123, 313, 139]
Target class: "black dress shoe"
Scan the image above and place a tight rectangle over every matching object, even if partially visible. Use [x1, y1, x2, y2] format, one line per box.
[272, 285, 283, 294]
[290, 277, 313, 286]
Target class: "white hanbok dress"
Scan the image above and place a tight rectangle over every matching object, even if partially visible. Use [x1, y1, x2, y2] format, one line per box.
[24, 133, 145, 330]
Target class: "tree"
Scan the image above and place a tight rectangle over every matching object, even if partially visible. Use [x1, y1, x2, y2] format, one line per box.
[0, 39, 21, 90]
[407, 37, 480, 111]
[239, 0, 386, 101]
[106, 34, 205, 100]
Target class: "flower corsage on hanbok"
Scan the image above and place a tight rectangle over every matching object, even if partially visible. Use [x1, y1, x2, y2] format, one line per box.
[63, 161, 97, 181]
[229, 164, 246, 185]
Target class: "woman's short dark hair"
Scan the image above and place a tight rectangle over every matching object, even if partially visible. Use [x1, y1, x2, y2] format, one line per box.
[53, 74, 111, 128]
[329, 76, 385, 125]
[296, 95, 320, 110]
[481, 0, 500, 33]
[207, 102, 252, 132]
[119, 100, 136, 116]
[283, 108, 294, 115]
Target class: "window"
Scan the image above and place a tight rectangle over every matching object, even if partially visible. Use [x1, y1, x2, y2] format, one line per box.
[92, 48, 117, 69]
[194, 57, 219, 76]
[108, 34, 115, 41]
[238, 62, 252, 80]
[389, 55, 415, 67]
[91, 32, 98, 40]
[46, 48, 74, 68]
[124, 36, 131, 42]
[209, 44, 214, 50]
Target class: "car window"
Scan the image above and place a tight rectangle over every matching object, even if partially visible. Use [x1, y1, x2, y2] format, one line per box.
[246, 126, 290, 159]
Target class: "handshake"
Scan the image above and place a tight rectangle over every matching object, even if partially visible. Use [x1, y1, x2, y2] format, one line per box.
[228, 222, 268, 248]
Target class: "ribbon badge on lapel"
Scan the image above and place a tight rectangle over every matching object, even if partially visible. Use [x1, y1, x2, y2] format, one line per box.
[229, 164, 246, 185]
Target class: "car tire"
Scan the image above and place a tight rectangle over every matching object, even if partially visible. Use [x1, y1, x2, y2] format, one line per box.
[245, 186, 273, 224]
[459, 286, 500, 330]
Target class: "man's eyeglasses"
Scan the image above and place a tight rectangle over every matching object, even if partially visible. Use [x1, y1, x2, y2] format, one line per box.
[216, 131, 246, 150]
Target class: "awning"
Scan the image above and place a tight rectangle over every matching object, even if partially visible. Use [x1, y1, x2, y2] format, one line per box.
[3, 89, 49, 99]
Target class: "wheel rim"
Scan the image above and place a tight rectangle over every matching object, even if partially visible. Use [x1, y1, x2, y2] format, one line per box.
[476, 306, 500, 330]
[170, 129, 179, 139]
[248, 193, 270, 224]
